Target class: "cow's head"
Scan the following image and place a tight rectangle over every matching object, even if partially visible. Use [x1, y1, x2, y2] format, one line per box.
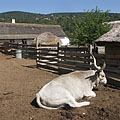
[91, 54, 107, 87]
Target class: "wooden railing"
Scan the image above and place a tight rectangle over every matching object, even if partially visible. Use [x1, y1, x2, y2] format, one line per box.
[36, 44, 93, 73]
[58, 45, 93, 74]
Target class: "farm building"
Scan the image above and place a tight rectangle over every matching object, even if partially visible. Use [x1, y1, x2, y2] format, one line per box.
[0, 21, 70, 45]
[95, 24, 120, 86]
[96, 24, 120, 57]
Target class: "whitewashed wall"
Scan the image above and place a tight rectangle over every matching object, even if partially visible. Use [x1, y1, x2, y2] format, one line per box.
[59, 37, 70, 46]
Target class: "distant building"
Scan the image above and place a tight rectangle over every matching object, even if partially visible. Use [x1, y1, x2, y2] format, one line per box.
[0, 22, 70, 45]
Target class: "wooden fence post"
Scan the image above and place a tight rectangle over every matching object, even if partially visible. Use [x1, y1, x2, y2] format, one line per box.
[89, 44, 93, 69]
[57, 42, 60, 73]
[36, 38, 39, 68]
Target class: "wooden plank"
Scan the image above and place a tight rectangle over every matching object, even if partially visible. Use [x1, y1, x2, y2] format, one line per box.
[59, 63, 91, 70]
[36, 60, 58, 66]
[37, 48, 58, 52]
[39, 44, 58, 47]
[105, 55, 120, 59]
[58, 56, 93, 62]
[38, 56, 58, 62]
[65, 52, 90, 57]
[106, 72, 120, 80]
[38, 52, 58, 56]
[97, 58, 120, 66]
[106, 59, 120, 66]
[105, 66, 120, 74]
[59, 60, 89, 66]
[94, 54, 105, 58]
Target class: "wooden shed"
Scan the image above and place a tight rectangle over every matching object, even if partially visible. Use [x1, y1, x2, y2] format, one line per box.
[95, 24, 120, 87]
[96, 25, 120, 58]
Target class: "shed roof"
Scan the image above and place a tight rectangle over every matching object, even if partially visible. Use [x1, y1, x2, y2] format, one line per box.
[96, 25, 120, 43]
[0, 22, 66, 40]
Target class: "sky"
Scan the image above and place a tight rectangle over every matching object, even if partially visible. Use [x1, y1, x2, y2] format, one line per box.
[0, 0, 120, 14]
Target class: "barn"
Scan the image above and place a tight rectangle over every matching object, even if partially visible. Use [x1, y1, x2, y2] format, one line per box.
[0, 21, 70, 45]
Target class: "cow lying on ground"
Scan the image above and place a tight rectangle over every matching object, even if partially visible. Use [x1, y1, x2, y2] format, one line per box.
[36, 54, 107, 109]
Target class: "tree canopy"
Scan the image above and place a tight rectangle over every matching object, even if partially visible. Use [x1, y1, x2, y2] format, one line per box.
[70, 7, 111, 46]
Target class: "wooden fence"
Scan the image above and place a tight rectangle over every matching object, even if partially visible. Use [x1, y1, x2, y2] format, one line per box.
[0, 42, 119, 85]
[58, 45, 93, 74]
[36, 44, 94, 73]
[36, 44, 120, 86]
[0, 43, 36, 59]
[10, 44, 36, 59]
[94, 54, 120, 85]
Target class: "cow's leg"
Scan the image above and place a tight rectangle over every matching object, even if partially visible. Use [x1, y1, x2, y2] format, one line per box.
[66, 94, 90, 108]
[86, 91, 96, 99]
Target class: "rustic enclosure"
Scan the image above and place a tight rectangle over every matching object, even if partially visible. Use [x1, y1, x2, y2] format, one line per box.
[36, 44, 95, 74]
[36, 44, 120, 86]
[0, 42, 119, 86]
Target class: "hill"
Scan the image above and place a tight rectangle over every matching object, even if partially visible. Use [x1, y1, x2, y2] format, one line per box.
[0, 11, 120, 23]
[0, 11, 86, 19]
[0, 11, 45, 18]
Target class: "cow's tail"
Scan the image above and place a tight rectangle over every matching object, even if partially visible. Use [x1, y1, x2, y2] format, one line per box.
[36, 93, 62, 110]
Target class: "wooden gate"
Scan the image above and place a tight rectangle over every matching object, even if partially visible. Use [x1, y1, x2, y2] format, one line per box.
[36, 43, 59, 73]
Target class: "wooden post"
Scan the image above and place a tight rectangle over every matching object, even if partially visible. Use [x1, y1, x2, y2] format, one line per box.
[36, 38, 39, 68]
[89, 44, 93, 70]
[57, 42, 60, 74]
[64, 45, 67, 62]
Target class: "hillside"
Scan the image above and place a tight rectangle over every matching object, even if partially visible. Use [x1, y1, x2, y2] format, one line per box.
[0, 11, 44, 18]
[0, 11, 120, 23]
[0, 11, 120, 21]
[0, 11, 86, 19]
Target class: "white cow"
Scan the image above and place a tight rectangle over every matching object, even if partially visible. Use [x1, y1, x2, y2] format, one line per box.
[36, 55, 107, 109]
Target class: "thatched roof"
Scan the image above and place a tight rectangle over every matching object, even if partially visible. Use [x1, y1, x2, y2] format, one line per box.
[0, 22, 66, 40]
[96, 25, 120, 43]
[33, 32, 62, 45]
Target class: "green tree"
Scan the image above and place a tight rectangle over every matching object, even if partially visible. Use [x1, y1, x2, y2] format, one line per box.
[71, 7, 111, 46]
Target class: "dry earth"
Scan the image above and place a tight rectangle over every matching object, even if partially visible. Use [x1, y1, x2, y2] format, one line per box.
[0, 53, 120, 120]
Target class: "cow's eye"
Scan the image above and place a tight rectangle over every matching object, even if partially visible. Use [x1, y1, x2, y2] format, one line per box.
[101, 75, 104, 77]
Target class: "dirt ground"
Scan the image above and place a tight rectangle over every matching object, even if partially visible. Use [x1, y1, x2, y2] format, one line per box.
[0, 53, 120, 120]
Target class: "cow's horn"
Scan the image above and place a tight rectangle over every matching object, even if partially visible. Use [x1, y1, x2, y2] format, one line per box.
[90, 54, 101, 70]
